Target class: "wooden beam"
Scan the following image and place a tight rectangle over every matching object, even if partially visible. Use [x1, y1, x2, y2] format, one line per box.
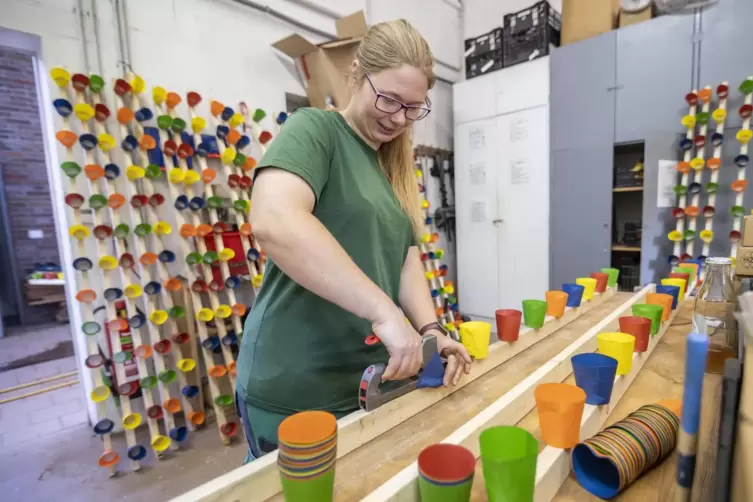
[172, 289, 616, 502]
[360, 284, 654, 501]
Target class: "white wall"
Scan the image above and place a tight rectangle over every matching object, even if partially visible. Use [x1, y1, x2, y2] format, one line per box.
[1, 0, 459, 149]
[462, 0, 562, 44]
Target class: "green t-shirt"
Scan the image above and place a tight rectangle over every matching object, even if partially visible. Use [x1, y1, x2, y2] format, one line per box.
[236, 108, 414, 414]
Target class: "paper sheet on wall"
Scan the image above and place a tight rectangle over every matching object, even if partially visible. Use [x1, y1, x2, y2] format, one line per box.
[469, 163, 486, 185]
[510, 118, 528, 143]
[657, 160, 678, 208]
[470, 200, 487, 223]
[510, 159, 530, 185]
[469, 128, 485, 150]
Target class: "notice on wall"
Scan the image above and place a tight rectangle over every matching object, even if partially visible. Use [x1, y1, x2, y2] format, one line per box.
[470, 200, 487, 223]
[469, 128, 485, 150]
[469, 163, 486, 185]
[657, 159, 678, 208]
[510, 159, 530, 185]
[510, 118, 528, 143]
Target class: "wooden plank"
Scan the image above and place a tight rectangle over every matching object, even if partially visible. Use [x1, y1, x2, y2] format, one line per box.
[361, 285, 653, 501]
[172, 289, 617, 502]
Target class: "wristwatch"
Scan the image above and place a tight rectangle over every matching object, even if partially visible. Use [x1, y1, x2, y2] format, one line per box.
[419, 321, 449, 338]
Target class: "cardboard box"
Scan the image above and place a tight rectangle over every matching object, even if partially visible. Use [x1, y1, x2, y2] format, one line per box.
[561, 0, 618, 45]
[743, 215, 753, 247]
[736, 245, 753, 276]
[272, 11, 368, 110]
[619, 6, 653, 28]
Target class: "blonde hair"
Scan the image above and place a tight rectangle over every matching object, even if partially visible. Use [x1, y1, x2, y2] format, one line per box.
[352, 20, 436, 239]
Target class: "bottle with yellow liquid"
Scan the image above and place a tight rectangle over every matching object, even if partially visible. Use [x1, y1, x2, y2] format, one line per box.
[693, 257, 738, 374]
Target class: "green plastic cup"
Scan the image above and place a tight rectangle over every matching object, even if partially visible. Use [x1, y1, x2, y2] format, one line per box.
[480, 426, 537, 502]
[522, 299, 547, 329]
[673, 266, 695, 279]
[632, 304, 663, 335]
[279, 468, 335, 502]
[418, 475, 473, 502]
[600, 268, 620, 287]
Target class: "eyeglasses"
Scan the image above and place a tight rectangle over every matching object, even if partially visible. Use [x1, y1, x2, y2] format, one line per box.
[365, 74, 431, 121]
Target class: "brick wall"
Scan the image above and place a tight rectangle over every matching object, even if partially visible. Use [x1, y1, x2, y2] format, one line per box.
[0, 47, 60, 321]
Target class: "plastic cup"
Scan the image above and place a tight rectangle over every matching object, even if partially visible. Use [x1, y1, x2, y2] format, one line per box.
[545, 291, 568, 318]
[576, 278, 597, 300]
[589, 272, 609, 293]
[562, 284, 585, 307]
[279, 469, 335, 502]
[679, 261, 700, 280]
[632, 303, 664, 335]
[495, 309, 522, 342]
[618, 316, 651, 352]
[597, 332, 636, 375]
[655, 285, 680, 310]
[673, 266, 695, 279]
[479, 426, 537, 502]
[522, 300, 547, 329]
[669, 272, 690, 296]
[418, 444, 475, 502]
[646, 292, 673, 321]
[571, 353, 618, 405]
[662, 278, 687, 301]
[534, 383, 586, 449]
[600, 268, 620, 287]
[459, 321, 492, 359]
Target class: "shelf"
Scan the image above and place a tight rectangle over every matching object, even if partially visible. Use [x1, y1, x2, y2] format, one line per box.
[613, 186, 643, 192]
[612, 245, 641, 252]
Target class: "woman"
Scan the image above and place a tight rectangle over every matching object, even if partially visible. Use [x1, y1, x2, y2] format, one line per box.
[235, 19, 472, 460]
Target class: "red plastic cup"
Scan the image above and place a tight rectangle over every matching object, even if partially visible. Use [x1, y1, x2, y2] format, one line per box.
[590, 272, 609, 293]
[618, 316, 651, 352]
[495, 309, 522, 342]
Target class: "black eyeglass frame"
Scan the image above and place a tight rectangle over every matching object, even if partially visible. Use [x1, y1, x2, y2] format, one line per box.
[365, 74, 431, 121]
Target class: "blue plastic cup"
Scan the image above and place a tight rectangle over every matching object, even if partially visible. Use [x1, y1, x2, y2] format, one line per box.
[562, 284, 585, 308]
[571, 353, 618, 405]
[655, 285, 680, 310]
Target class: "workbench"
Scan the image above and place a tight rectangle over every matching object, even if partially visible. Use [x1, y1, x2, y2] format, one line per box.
[180, 288, 722, 501]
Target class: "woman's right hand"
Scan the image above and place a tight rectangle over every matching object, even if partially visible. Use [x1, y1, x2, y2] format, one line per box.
[371, 308, 423, 382]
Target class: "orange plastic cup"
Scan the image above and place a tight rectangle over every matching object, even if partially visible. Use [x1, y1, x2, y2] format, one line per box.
[590, 272, 609, 293]
[545, 291, 568, 318]
[679, 262, 699, 281]
[646, 292, 673, 322]
[534, 383, 586, 449]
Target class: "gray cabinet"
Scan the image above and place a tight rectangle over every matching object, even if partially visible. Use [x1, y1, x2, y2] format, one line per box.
[550, 147, 613, 289]
[615, 14, 695, 143]
[550, 33, 616, 151]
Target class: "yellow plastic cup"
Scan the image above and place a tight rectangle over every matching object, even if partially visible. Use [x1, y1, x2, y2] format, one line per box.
[215, 305, 232, 319]
[98, 255, 118, 270]
[98, 133, 116, 152]
[252, 274, 264, 288]
[126, 165, 145, 180]
[459, 321, 492, 359]
[662, 278, 686, 300]
[69, 224, 90, 240]
[125, 284, 143, 298]
[130, 75, 146, 94]
[191, 116, 206, 133]
[151, 435, 171, 453]
[576, 278, 598, 300]
[153, 221, 172, 235]
[152, 86, 167, 105]
[50, 67, 71, 87]
[149, 309, 168, 325]
[219, 248, 235, 261]
[178, 358, 197, 372]
[90, 385, 111, 403]
[184, 169, 201, 186]
[222, 146, 237, 165]
[196, 308, 214, 322]
[122, 412, 142, 430]
[597, 332, 636, 375]
[229, 112, 244, 128]
[74, 103, 95, 121]
[168, 167, 185, 184]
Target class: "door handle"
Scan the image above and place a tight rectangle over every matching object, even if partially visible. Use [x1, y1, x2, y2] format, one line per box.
[492, 219, 504, 224]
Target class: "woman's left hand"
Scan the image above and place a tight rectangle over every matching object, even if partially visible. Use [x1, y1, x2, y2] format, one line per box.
[434, 334, 473, 387]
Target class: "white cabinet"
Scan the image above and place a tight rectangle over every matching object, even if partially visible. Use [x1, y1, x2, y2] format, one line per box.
[454, 60, 550, 321]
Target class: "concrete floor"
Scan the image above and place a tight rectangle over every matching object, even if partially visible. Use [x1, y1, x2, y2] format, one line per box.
[0, 323, 246, 501]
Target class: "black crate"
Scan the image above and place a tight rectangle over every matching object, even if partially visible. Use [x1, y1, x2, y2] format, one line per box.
[464, 28, 503, 60]
[503, 1, 561, 68]
[465, 49, 503, 80]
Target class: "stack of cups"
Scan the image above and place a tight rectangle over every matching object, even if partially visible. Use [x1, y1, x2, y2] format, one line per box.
[417, 443, 476, 501]
[277, 411, 338, 501]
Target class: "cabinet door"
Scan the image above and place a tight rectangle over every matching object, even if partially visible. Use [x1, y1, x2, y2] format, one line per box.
[496, 106, 550, 309]
[550, 32, 617, 151]
[550, 147, 613, 289]
[455, 118, 500, 319]
[615, 14, 695, 144]
[700, 0, 753, 131]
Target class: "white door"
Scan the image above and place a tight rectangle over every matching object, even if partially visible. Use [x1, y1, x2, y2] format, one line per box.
[495, 106, 550, 310]
[455, 117, 500, 320]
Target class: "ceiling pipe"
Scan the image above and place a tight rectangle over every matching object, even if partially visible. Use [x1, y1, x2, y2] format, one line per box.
[228, 0, 336, 40]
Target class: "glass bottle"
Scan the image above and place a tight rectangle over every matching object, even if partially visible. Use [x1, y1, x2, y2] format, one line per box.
[693, 257, 738, 374]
